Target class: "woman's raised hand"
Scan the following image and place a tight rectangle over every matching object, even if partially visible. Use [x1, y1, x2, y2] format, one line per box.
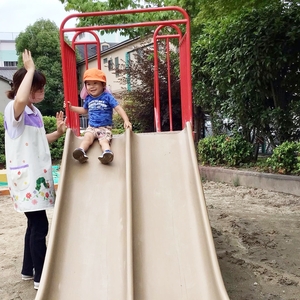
[22, 49, 35, 72]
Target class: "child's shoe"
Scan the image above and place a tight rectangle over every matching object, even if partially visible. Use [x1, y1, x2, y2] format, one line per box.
[98, 150, 114, 164]
[73, 148, 88, 163]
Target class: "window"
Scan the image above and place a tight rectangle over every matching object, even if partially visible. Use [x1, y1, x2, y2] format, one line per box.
[102, 45, 109, 51]
[114, 57, 119, 77]
[4, 61, 17, 67]
[108, 59, 113, 71]
[136, 48, 143, 63]
[103, 58, 108, 64]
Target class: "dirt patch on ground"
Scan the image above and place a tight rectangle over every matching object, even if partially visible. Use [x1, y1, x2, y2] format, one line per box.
[204, 181, 300, 300]
[1, 181, 300, 299]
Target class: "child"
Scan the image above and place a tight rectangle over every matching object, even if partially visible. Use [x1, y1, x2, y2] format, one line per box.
[4, 49, 66, 290]
[66, 68, 132, 164]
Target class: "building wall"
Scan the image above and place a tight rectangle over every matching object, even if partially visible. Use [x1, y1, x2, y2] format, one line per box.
[77, 37, 151, 95]
[0, 40, 18, 67]
[0, 36, 18, 113]
[0, 34, 151, 113]
[0, 79, 11, 113]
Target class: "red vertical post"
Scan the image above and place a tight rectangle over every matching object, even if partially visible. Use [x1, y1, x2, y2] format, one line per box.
[153, 36, 161, 132]
[166, 38, 173, 131]
[179, 32, 193, 129]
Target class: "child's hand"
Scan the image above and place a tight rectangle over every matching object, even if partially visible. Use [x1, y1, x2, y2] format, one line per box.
[22, 49, 35, 72]
[56, 111, 67, 135]
[64, 101, 72, 111]
[124, 121, 132, 130]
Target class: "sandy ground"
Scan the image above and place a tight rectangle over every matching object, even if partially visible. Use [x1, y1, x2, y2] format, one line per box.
[1, 181, 300, 300]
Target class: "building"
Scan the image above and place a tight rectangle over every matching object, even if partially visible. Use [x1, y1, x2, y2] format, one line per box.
[0, 31, 145, 115]
[0, 33, 19, 113]
[76, 35, 151, 95]
[0, 32, 18, 67]
[74, 35, 150, 129]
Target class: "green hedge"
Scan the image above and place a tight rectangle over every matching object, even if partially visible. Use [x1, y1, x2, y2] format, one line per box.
[266, 141, 300, 175]
[198, 133, 300, 175]
[43, 116, 65, 161]
[197, 133, 253, 167]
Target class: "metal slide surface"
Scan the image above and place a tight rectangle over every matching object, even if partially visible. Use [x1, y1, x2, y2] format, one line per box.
[35, 124, 229, 300]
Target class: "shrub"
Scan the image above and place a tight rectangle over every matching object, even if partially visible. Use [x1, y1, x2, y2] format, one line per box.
[112, 113, 126, 135]
[43, 116, 65, 161]
[266, 141, 300, 175]
[198, 133, 253, 167]
[197, 135, 225, 165]
[118, 45, 182, 133]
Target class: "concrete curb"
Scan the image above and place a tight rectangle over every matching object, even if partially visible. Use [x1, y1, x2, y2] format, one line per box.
[199, 166, 300, 197]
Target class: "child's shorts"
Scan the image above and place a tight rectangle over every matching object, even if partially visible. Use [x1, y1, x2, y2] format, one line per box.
[85, 126, 113, 143]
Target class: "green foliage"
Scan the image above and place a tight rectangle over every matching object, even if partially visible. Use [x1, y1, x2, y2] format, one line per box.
[266, 141, 300, 175]
[43, 116, 65, 161]
[198, 134, 253, 167]
[15, 19, 65, 116]
[59, 0, 284, 39]
[59, 0, 188, 38]
[192, 1, 300, 146]
[118, 43, 181, 132]
[59, 0, 300, 145]
[191, 0, 280, 27]
[112, 113, 125, 134]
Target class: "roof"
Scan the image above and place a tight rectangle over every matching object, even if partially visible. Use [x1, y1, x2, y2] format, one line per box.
[76, 42, 118, 60]
[77, 37, 140, 65]
[0, 67, 17, 82]
[76, 44, 98, 60]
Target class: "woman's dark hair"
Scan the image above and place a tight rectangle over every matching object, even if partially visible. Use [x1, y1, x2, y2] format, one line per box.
[6, 68, 46, 100]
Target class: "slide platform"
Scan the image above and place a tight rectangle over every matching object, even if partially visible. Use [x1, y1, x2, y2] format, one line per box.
[35, 123, 229, 299]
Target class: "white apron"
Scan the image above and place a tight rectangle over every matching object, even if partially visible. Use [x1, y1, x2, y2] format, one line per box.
[5, 103, 55, 212]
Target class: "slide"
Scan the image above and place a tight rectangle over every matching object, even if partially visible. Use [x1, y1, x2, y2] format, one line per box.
[35, 122, 229, 300]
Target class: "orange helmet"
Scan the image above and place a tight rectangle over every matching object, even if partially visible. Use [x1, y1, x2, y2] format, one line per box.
[83, 68, 106, 83]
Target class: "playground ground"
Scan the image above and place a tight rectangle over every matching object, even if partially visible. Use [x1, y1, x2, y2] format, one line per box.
[0, 181, 299, 300]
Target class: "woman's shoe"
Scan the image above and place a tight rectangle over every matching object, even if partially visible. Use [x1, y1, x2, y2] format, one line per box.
[34, 282, 40, 290]
[22, 274, 34, 281]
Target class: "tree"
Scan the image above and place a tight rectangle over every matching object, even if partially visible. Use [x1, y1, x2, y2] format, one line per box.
[59, 0, 184, 39]
[116, 43, 182, 132]
[15, 20, 64, 116]
[59, 0, 289, 38]
[193, 1, 300, 148]
[59, 0, 300, 145]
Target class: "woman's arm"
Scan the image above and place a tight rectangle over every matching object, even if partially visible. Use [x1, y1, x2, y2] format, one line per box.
[14, 50, 35, 120]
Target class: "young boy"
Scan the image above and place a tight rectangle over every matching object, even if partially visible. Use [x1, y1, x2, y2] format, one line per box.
[66, 68, 132, 164]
